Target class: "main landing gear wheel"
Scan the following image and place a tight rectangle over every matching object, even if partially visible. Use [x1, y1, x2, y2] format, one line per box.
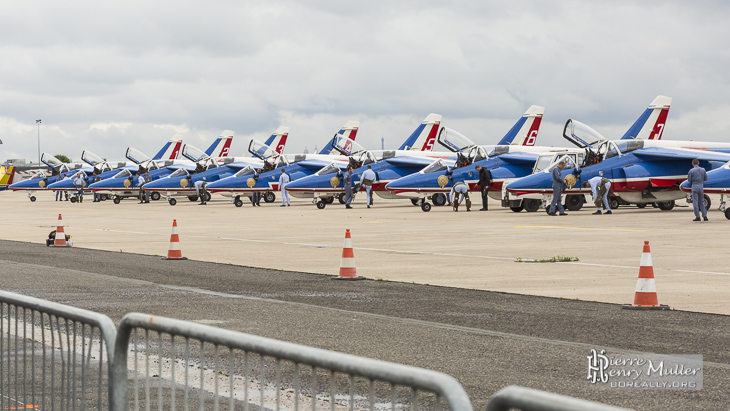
[657, 200, 675, 211]
[338, 194, 346, 204]
[704, 194, 712, 210]
[636, 203, 647, 209]
[725, 208, 730, 220]
[324, 196, 335, 204]
[70, 197, 77, 203]
[188, 195, 198, 202]
[316, 200, 326, 209]
[113, 197, 121, 204]
[523, 199, 540, 213]
[432, 193, 447, 206]
[234, 198, 243, 207]
[510, 205, 524, 212]
[264, 192, 276, 203]
[410, 198, 419, 206]
[609, 198, 620, 210]
[30, 196, 36, 202]
[421, 202, 432, 212]
[151, 192, 161, 201]
[565, 195, 583, 211]
[169, 198, 177, 206]
[204, 192, 211, 202]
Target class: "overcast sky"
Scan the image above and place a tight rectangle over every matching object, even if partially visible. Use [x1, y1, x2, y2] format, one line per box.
[2, 1, 729, 163]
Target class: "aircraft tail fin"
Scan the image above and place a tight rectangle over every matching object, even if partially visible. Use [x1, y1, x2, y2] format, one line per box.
[399, 113, 442, 151]
[205, 130, 234, 158]
[263, 126, 289, 154]
[153, 135, 184, 160]
[498, 105, 544, 146]
[318, 121, 360, 155]
[620, 95, 671, 140]
[0, 166, 15, 187]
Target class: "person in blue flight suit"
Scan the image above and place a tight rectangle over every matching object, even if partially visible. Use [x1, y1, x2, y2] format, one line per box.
[361, 165, 376, 208]
[583, 175, 612, 215]
[548, 162, 567, 216]
[343, 166, 354, 209]
[449, 181, 471, 212]
[251, 169, 262, 206]
[279, 168, 290, 206]
[687, 158, 708, 221]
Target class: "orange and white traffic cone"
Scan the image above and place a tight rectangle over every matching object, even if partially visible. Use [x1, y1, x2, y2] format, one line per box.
[163, 219, 188, 260]
[333, 229, 363, 280]
[623, 241, 669, 310]
[50, 214, 71, 247]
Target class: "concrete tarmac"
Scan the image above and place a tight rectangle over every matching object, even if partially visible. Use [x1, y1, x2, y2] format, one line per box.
[1, 241, 729, 410]
[1, 191, 729, 314]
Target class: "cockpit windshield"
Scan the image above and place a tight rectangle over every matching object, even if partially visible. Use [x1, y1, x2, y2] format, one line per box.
[248, 140, 279, 160]
[466, 146, 489, 163]
[81, 151, 105, 166]
[182, 144, 208, 163]
[41, 153, 64, 169]
[534, 155, 555, 173]
[421, 159, 449, 174]
[233, 166, 255, 178]
[315, 163, 341, 176]
[563, 120, 607, 149]
[546, 154, 577, 172]
[126, 148, 150, 164]
[437, 127, 476, 153]
[113, 169, 133, 179]
[333, 137, 367, 156]
[169, 168, 190, 179]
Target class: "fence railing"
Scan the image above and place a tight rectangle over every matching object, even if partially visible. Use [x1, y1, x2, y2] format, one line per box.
[0, 289, 117, 410]
[0, 291, 637, 411]
[112, 312, 473, 410]
[486, 386, 634, 411]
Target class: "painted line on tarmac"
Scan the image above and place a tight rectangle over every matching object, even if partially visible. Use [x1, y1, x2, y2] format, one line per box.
[3, 259, 729, 371]
[513, 225, 648, 232]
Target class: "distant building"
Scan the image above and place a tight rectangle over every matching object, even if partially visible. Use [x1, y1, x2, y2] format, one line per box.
[303, 146, 309, 154]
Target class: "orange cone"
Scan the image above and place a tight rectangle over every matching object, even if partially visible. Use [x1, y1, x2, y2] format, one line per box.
[333, 229, 363, 280]
[163, 219, 188, 260]
[623, 241, 669, 310]
[51, 214, 71, 247]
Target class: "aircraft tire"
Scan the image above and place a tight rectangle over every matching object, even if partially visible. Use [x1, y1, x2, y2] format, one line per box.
[704, 194, 711, 210]
[151, 192, 161, 201]
[70, 197, 77, 203]
[113, 197, 121, 204]
[30, 196, 36, 202]
[188, 195, 198, 202]
[421, 202, 432, 212]
[609, 198, 620, 210]
[204, 192, 212, 202]
[725, 208, 730, 220]
[636, 203, 646, 209]
[338, 194, 346, 204]
[316, 200, 326, 209]
[234, 199, 243, 207]
[264, 192, 276, 203]
[324, 196, 334, 204]
[410, 199, 419, 206]
[523, 199, 540, 212]
[657, 200, 675, 211]
[510, 205, 524, 212]
[565, 195, 583, 211]
[169, 198, 177, 206]
[432, 193, 447, 206]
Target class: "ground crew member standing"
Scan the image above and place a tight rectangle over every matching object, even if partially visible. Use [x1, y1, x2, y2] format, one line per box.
[361, 165, 376, 208]
[548, 162, 567, 216]
[251, 169, 262, 206]
[475, 164, 491, 211]
[137, 172, 148, 203]
[92, 169, 102, 202]
[343, 166, 354, 209]
[583, 176, 612, 215]
[73, 172, 85, 203]
[279, 168, 290, 206]
[449, 181, 471, 212]
[687, 158, 708, 221]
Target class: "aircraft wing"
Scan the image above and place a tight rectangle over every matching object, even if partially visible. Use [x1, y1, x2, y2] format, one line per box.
[632, 147, 730, 162]
[497, 152, 540, 164]
[295, 159, 347, 169]
[384, 156, 442, 167]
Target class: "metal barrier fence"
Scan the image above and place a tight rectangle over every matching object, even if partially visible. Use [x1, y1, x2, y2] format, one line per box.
[0, 290, 117, 410]
[112, 312, 474, 411]
[486, 386, 634, 411]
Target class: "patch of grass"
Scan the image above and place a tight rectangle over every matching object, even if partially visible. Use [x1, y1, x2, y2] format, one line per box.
[515, 255, 579, 263]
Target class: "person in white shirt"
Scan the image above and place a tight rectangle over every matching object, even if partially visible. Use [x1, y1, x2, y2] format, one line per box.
[361, 165, 377, 208]
[194, 177, 208, 205]
[72, 172, 85, 203]
[449, 181, 471, 212]
[137, 172, 149, 204]
[583, 175, 612, 215]
[279, 169, 290, 206]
